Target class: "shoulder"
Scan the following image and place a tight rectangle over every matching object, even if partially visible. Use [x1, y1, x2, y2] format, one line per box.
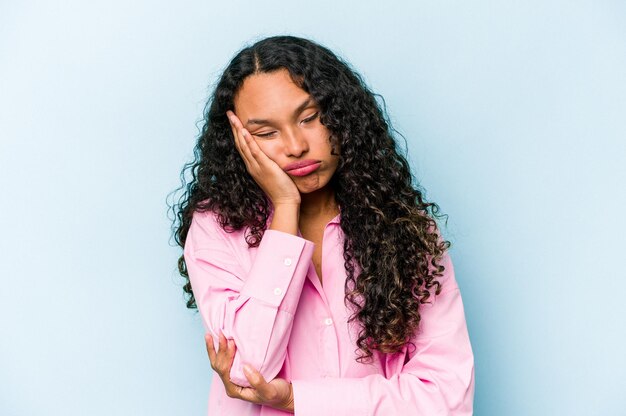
[185, 209, 246, 254]
[434, 249, 459, 295]
[189, 209, 223, 240]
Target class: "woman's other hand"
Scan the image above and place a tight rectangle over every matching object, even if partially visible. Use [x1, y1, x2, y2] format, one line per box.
[205, 332, 295, 413]
[226, 110, 301, 207]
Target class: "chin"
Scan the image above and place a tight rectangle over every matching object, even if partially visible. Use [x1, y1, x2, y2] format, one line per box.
[296, 178, 331, 194]
[295, 184, 318, 194]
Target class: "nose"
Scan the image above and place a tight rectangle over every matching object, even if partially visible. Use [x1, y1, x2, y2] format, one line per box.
[282, 128, 309, 157]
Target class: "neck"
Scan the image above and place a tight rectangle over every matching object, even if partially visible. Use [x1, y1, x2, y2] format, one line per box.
[299, 186, 339, 218]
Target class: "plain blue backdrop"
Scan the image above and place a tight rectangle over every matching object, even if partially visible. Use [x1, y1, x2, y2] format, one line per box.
[1, 1, 624, 414]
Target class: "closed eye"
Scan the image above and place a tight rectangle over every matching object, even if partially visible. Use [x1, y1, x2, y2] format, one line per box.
[253, 112, 319, 138]
[255, 131, 276, 138]
[301, 112, 319, 124]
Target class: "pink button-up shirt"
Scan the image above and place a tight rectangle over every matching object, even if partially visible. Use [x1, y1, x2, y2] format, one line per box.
[184, 205, 475, 415]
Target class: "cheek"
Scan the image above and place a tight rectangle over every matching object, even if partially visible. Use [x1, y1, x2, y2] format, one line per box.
[255, 141, 280, 161]
[304, 125, 333, 147]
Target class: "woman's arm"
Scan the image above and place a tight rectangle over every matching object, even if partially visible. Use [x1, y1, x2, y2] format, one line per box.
[291, 251, 475, 415]
[184, 205, 313, 388]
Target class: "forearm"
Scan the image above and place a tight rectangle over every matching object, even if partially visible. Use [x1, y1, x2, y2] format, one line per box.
[186, 204, 314, 388]
[269, 203, 300, 235]
[219, 302, 295, 386]
[292, 362, 474, 416]
[190, 219, 314, 386]
[292, 285, 474, 415]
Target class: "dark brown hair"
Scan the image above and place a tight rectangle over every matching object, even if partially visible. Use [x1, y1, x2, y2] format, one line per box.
[168, 35, 451, 362]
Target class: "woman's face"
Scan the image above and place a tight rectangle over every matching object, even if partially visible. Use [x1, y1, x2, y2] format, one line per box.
[232, 68, 340, 195]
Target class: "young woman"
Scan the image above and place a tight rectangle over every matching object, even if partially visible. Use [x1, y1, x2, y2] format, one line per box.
[171, 35, 475, 415]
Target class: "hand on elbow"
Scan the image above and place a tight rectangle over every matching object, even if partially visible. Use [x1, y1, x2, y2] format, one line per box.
[204, 332, 295, 413]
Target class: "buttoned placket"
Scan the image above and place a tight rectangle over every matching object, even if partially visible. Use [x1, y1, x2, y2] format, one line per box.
[271, 256, 296, 298]
[298, 220, 342, 379]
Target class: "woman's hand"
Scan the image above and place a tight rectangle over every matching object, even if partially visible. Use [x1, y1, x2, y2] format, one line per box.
[205, 332, 295, 413]
[226, 110, 301, 207]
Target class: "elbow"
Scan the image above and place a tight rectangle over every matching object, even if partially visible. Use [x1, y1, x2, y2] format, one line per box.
[228, 361, 252, 387]
[227, 349, 284, 388]
[412, 356, 475, 415]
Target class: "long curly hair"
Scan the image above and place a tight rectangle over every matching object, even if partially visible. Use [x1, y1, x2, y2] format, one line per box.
[168, 35, 451, 362]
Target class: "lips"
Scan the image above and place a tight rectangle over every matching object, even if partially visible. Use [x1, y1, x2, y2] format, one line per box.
[283, 159, 322, 172]
[286, 163, 321, 177]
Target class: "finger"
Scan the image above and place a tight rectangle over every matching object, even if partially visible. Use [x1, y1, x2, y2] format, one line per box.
[226, 110, 238, 124]
[227, 110, 243, 130]
[227, 116, 244, 156]
[227, 112, 255, 168]
[227, 112, 259, 167]
[236, 386, 264, 404]
[227, 339, 237, 362]
[221, 375, 246, 401]
[243, 364, 267, 390]
[240, 128, 271, 166]
[226, 111, 244, 150]
[217, 359, 261, 403]
[227, 384, 263, 404]
[236, 127, 261, 172]
[218, 331, 228, 352]
[243, 364, 281, 403]
[205, 334, 217, 365]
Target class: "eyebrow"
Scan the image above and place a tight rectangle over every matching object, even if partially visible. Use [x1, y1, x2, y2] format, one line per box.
[245, 97, 314, 127]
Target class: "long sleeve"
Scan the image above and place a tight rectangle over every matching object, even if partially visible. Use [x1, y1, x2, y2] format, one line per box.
[291, 251, 475, 415]
[184, 211, 315, 387]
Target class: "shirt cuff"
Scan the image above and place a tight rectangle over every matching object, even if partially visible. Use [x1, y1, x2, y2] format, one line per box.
[239, 229, 315, 312]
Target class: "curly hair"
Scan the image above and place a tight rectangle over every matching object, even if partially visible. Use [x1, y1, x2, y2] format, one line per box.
[168, 35, 451, 362]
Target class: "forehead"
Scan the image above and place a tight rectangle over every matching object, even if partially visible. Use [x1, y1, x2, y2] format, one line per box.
[233, 69, 311, 116]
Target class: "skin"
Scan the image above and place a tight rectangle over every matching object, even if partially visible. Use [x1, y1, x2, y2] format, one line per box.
[207, 68, 343, 412]
[228, 68, 341, 217]
[205, 332, 295, 412]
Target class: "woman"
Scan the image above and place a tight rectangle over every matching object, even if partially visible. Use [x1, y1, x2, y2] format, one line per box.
[171, 35, 474, 415]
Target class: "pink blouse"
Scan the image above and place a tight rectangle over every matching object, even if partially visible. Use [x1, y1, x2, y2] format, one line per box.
[184, 205, 475, 415]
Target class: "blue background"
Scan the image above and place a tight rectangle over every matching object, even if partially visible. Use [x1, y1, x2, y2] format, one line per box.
[1, 1, 625, 414]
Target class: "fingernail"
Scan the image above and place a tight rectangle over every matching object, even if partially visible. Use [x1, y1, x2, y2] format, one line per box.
[243, 364, 252, 374]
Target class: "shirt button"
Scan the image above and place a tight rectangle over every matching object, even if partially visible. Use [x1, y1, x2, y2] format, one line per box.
[283, 257, 292, 266]
[324, 318, 333, 326]
[274, 287, 283, 296]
